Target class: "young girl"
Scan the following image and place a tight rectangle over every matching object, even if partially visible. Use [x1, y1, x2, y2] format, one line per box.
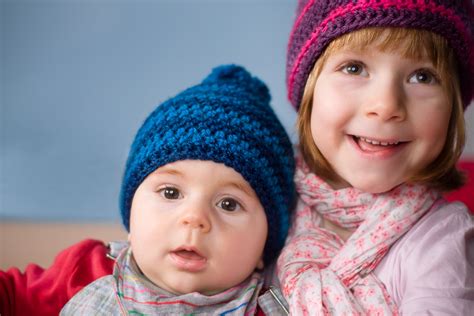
[277, 0, 474, 315]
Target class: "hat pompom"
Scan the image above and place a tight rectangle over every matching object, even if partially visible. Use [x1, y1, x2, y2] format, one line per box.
[203, 64, 270, 104]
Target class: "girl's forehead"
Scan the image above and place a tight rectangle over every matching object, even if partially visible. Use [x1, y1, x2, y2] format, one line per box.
[327, 28, 450, 64]
[331, 43, 426, 60]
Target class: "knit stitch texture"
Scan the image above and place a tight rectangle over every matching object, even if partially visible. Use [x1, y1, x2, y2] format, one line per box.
[287, 0, 474, 110]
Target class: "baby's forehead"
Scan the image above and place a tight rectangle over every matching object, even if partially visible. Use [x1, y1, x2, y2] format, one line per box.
[151, 159, 256, 194]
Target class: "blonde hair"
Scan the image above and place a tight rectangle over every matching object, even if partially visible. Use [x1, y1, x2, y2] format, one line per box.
[297, 27, 465, 192]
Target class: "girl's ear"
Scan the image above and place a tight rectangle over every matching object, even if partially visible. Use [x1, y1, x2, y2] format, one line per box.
[127, 233, 131, 242]
[257, 257, 264, 270]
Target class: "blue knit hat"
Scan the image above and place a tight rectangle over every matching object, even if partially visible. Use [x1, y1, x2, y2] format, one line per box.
[120, 64, 296, 264]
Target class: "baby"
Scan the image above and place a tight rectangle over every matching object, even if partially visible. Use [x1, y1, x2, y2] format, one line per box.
[61, 65, 295, 315]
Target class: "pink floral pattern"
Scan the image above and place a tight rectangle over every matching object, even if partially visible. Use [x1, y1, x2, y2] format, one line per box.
[277, 155, 439, 315]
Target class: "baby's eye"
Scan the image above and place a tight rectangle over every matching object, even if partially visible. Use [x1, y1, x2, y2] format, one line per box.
[340, 62, 367, 76]
[159, 186, 181, 200]
[408, 69, 439, 84]
[217, 197, 242, 212]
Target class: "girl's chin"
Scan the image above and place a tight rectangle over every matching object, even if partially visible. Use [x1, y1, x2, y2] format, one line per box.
[326, 166, 406, 193]
[338, 175, 404, 193]
[350, 181, 402, 194]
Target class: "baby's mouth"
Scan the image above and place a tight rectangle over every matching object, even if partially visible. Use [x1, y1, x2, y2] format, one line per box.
[173, 249, 205, 261]
[169, 247, 208, 272]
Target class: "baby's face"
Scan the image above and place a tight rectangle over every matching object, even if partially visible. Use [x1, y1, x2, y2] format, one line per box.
[128, 160, 267, 295]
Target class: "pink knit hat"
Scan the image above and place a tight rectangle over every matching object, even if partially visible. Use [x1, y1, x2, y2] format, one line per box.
[287, 0, 474, 111]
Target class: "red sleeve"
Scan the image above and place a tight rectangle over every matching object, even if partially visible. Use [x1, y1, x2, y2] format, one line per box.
[256, 306, 266, 315]
[0, 239, 114, 316]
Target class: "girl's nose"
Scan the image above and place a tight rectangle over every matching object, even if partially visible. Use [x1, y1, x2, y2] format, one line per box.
[365, 81, 407, 122]
[179, 207, 211, 233]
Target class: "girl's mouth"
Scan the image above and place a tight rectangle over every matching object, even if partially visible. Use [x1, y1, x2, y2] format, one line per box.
[356, 136, 400, 147]
[350, 135, 407, 156]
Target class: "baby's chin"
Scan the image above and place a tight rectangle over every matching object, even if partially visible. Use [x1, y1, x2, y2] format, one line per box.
[143, 271, 233, 296]
[158, 281, 228, 296]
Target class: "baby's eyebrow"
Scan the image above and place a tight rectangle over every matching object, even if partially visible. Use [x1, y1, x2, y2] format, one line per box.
[226, 181, 255, 198]
[152, 167, 183, 177]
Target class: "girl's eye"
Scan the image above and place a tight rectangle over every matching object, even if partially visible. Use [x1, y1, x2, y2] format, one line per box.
[341, 62, 367, 76]
[408, 69, 439, 84]
[218, 198, 242, 212]
[159, 186, 181, 200]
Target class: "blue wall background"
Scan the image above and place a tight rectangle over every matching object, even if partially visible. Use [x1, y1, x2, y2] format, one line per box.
[1, 0, 298, 221]
[3, 0, 473, 222]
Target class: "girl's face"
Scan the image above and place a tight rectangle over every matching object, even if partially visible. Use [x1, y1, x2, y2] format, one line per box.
[128, 160, 267, 295]
[311, 46, 452, 193]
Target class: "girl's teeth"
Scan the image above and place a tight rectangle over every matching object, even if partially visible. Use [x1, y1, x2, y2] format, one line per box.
[359, 137, 399, 146]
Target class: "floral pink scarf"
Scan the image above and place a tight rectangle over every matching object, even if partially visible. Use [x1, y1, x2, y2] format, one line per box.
[277, 155, 440, 315]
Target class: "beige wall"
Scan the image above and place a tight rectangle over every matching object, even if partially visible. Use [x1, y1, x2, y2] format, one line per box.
[0, 221, 126, 270]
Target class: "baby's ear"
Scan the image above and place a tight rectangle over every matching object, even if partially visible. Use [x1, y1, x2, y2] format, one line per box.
[257, 258, 264, 270]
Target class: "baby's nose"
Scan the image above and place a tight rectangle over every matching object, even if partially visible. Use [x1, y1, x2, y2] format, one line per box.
[179, 209, 211, 233]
